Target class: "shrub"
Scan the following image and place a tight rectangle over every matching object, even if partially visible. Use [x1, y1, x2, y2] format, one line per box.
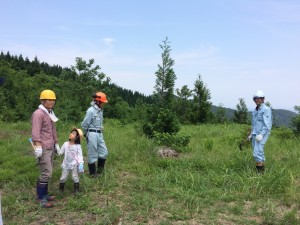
[153, 131, 190, 148]
[273, 127, 295, 140]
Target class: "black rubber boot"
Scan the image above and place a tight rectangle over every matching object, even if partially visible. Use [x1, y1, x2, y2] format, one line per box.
[97, 158, 106, 174]
[256, 165, 265, 174]
[88, 163, 97, 177]
[74, 182, 80, 195]
[59, 182, 65, 193]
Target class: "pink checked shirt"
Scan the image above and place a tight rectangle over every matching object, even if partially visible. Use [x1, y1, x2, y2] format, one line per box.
[31, 109, 58, 149]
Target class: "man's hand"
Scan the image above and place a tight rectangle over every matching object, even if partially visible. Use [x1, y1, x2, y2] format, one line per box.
[34, 146, 43, 158]
[256, 134, 263, 142]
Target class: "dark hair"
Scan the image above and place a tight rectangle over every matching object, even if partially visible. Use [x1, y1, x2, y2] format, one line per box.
[70, 128, 81, 144]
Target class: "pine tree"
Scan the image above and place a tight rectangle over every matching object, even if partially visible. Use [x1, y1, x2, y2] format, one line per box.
[215, 103, 227, 124]
[233, 98, 249, 124]
[176, 85, 192, 123]
[142, 37, 179, 137]
[154, 37, 176, 108]
[189, 75, 212, 124]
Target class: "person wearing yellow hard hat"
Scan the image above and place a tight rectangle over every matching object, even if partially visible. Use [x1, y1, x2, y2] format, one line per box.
[248, 90, 272, 173]
[81, 92, 109, 177]
[57, 128, 84, 195]
[31, 89, 60, 208]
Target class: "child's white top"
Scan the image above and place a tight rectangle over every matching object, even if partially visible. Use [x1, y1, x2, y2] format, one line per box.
[60, 142, 84, 170]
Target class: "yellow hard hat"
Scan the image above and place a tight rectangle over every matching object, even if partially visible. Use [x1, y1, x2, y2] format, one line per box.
[40, 90, 56, 100]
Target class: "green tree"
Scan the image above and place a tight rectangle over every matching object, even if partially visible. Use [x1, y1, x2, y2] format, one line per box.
[154, 37, 176, 108]
[189, 75, 212, 124]
[142, 37, 180, 137]
[104, 96, 132, 123]
[176, 85, 192, 123]
[70, 57, 107, 109]
[291, 106, 300, 136]
[0, 88, 7, 121]
[233, 98, 249, 124]
[215, 103, 227, 124]
[131, 99, 148, 122]
[27, 56, 41, 76]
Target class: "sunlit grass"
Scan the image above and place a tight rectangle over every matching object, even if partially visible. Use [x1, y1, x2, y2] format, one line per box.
[1, 120, 300, 224]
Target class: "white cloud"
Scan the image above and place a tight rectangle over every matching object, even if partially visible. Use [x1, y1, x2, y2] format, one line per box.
[102, 37, 115, 47]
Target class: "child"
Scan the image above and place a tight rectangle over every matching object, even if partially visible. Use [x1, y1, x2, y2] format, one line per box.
[58, 128, 84, 194]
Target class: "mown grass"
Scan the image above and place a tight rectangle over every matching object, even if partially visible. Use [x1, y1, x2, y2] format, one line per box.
[0, 120, 300, 225]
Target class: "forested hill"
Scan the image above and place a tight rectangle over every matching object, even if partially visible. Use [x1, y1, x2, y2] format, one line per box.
[272, 109, 297, 127]
[0, 51, 297, 128]
[211, 105, 296, 127]
[0, 52, 154, 122]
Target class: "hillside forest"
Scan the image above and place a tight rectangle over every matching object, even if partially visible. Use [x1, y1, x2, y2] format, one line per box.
[0, 39, 299, 139]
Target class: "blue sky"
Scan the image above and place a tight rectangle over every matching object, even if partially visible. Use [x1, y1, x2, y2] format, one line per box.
[1, 0, 299, 111]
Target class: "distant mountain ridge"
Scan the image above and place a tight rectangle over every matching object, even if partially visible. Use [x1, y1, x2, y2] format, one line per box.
[211, 105, 296, 127]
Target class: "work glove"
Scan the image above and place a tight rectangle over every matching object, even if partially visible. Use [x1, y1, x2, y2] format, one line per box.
[55, 143, 60, 152]
[56, 148, 63, 156]
[34, 146, 43, 158]
[255, 134, 263, 142]
[247, 134, 252, 141]
[78, 162, 84, 173]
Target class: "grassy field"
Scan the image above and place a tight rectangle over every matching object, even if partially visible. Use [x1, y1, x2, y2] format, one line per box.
[0, 120, 300, 225]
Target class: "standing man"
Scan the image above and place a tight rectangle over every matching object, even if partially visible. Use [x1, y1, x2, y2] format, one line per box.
[32, 89, 60, 208]
[81, 92, 109, 177]
[248, 90, 272, 173]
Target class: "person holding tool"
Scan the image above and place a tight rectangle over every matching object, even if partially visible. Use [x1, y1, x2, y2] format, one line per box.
[81, 92, 109, 177]
[31, 89, 60, 208]
[248, 90, 272, 173]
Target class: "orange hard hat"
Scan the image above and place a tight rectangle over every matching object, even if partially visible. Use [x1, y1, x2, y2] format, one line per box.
[92, 92, 108, 103]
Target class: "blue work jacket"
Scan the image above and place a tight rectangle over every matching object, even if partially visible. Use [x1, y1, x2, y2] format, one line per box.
[251, 103, 272, 136]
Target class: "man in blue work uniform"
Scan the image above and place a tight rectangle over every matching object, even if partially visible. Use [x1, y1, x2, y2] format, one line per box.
[248, 90, 272, 173]
[81, 92, 108, 177]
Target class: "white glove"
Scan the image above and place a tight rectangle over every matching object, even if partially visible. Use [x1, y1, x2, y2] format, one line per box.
[256, 134, 263, 142]
[247, 134, 252, 141]
[56, 148, 63, 156]
[55, 143, 60, 152]
[34, 146, 43, 158]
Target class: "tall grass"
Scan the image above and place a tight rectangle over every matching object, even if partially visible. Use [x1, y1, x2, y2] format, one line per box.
[0, 120, 300, 224]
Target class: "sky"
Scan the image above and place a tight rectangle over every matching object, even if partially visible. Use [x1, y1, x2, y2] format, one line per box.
[1, 0, 299, 111]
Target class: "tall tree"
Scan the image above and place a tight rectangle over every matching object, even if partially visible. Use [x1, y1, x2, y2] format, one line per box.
[233, 98, 249, 124]
[154, 37, 176, 108]
[142, 37, 180, 137]
[189, 75, 212, 124]
[70, 57, 107, 108]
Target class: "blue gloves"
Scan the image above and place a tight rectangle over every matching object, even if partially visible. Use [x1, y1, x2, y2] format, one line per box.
[78, 162, 84, 173]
